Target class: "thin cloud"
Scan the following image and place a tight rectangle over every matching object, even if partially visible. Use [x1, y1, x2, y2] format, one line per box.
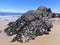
[53, 9, 60, 13]
[0, 9, 27, 13]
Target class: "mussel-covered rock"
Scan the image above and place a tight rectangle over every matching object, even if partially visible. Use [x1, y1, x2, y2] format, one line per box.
[4, 6, 53, 43]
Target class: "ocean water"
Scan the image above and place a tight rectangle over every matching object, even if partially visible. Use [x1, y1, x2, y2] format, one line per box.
[0, 13, 22, 22]
[0, 16, 21, 22]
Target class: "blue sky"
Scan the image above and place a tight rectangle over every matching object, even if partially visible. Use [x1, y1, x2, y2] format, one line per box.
[0, 0, 60, 13]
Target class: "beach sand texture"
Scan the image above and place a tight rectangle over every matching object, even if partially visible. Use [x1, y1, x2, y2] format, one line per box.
[0, 18, 60, 45]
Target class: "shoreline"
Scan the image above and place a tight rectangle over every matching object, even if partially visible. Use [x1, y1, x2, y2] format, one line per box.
[0, 15, 21, 22]
[0, 18, 60, 45]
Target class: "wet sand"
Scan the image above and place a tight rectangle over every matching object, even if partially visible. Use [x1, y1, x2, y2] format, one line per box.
[0, 18, 60, 45]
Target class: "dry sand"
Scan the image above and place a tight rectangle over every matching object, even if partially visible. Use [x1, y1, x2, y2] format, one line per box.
[0, 18, 60, 45]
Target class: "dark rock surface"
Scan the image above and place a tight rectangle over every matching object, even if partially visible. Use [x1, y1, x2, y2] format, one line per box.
[4, 6, 53, 43]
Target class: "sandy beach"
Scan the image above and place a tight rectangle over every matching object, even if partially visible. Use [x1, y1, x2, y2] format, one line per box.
[0, 18, 60, 45]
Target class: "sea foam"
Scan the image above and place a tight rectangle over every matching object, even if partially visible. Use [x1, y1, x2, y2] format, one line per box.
[0, 15, 21, 22]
